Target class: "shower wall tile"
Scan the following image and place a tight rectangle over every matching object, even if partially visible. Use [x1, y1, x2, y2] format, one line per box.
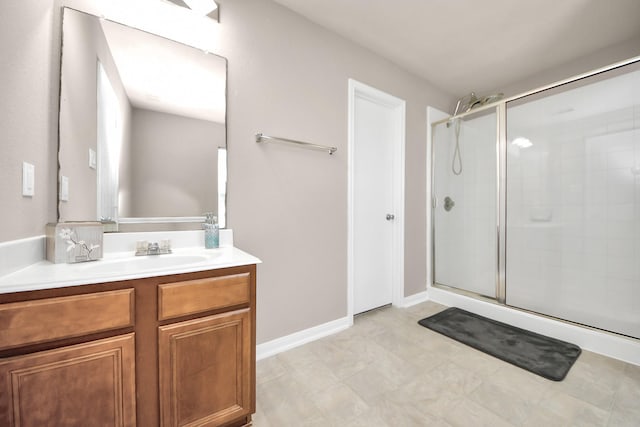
[561, 205, 583, 222]
[583, 238, 607, 255]
[607, 203, 635, 221]
[584, 258, 607, 280]
[607, 256, 638, 281]
[586, 151, 607, 171]
[607, 149, 634, 169]
[561, 139, 584, 158]
[606, 238, 635, 257]
[584, 223, 608, 240]
[606, 220, 636, 239]
[608, 132, 634, 151]
[563, 156, 585, 174]
[608, 119, 633, 134]
[585, 172, 607, 203]
[584, 205, 606, 222]
[607, 172, 635, 204]
[561, 236, 583, 254]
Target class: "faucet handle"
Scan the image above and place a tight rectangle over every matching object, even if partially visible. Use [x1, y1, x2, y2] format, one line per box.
[160, 239, 172, 252]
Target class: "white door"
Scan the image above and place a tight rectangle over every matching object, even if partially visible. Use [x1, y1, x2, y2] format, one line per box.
[349, 80, 405, 315]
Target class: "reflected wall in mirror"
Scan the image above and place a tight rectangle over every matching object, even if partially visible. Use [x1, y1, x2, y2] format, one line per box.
[58, 8, 227, 231]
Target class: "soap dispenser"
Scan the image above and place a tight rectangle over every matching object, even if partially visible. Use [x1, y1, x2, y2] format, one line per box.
[203, 212, 219, 249]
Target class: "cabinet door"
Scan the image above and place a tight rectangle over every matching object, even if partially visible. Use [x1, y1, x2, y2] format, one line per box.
[0, 334, 136, 427]
[159, 309, 253, 427]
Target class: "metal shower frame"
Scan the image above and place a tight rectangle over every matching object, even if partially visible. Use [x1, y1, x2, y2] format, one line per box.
[429, 54, 640, 305]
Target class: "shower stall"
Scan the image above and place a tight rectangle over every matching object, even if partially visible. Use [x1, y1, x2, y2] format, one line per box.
[430, 56, 640, 345]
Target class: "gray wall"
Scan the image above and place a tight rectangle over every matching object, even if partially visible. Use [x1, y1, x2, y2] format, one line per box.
[217, 0, 455, 342]
[0, 1, 58, 239]
[129, 108, 221, 217]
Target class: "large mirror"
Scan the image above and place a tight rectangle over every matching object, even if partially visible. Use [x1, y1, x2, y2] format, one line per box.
[58, 8, 227, 232]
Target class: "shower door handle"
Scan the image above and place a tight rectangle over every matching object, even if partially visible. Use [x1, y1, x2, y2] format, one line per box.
[386, 214, 395, 221]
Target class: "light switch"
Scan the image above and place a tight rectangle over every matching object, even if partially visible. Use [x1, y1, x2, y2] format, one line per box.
[22, 162, 35, 197]
[89, 148, 97, 169]
[60, 175, 69, 201]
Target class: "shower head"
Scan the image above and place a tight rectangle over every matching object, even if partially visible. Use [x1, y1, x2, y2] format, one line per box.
[453, 92, 479, 116]
[480, 92, 504, 105]
[452, 92, 504, 116]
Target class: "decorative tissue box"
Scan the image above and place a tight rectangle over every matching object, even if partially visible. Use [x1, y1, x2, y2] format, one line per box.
[46, 222, 104, 264]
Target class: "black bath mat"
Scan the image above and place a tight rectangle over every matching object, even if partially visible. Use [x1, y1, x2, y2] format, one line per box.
[418, 307, 581, 381]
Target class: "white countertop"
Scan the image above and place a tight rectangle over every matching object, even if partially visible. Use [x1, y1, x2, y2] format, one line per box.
[0, 246, 261, 294]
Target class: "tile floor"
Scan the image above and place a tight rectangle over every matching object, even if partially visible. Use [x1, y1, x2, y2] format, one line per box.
[254, 301, 640, 426]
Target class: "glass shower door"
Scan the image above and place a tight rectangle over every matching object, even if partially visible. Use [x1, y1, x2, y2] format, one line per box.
[505, 63, 640, 339]
[432, 108, 498, 298]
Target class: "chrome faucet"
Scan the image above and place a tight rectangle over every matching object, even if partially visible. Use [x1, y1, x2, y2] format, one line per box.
[148, 242, 160, 255]
[135, 240, 172, 256]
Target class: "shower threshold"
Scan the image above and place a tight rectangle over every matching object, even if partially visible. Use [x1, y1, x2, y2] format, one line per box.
[428, 283, 640, 366]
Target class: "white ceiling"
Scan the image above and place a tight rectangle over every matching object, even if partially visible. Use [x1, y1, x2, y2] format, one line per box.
[273, 0, 640, 98]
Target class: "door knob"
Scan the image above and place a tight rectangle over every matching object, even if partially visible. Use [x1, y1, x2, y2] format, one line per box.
[386, 214, 395, 221]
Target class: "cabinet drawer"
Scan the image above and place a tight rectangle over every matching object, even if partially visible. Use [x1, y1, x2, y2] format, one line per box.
[0, 289, 134, 350]
[158, 273, 250, 321]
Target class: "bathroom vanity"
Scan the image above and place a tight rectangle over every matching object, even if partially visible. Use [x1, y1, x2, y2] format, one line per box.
[0, 4, 260, 424]
[0, 246, 259, 427]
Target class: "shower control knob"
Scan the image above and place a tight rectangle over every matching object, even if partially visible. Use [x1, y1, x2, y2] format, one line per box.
[444, 196, 455, 212]
[386, 214, 395, 221]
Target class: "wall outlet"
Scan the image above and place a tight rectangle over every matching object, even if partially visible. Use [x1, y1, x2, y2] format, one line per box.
[60, 175, 69, 201]
[22, 162, 35, 197]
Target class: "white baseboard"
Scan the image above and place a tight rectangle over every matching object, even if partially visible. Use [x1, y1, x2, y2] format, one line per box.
[256, 316, 352, 361]
[401, 290, 428, 308]
[427, 286, 640, 366]
[256, 292, 430, 361]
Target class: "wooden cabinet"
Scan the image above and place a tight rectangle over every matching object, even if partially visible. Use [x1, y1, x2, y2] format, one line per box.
[0, 334, 136, 427]
[159, 309, 253, 426]
[0, 264, 257, 427]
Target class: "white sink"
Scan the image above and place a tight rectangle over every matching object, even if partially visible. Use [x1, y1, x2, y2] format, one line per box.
[78, 254, 211, 274]
[0, 243, 261, 294]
